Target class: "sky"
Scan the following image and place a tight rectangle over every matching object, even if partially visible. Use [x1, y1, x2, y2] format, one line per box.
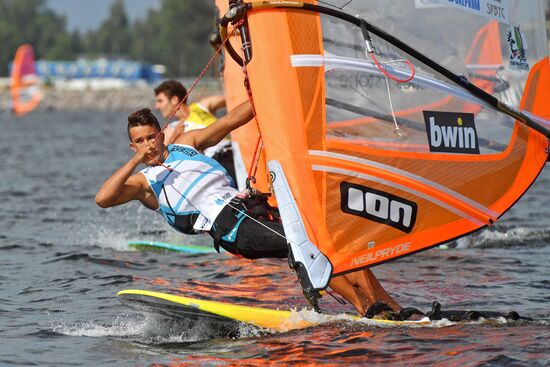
[45, 1, 550, 32]
[46, 0, 161, 33]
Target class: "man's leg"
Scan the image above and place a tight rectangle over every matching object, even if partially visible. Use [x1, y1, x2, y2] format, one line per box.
[329, 269, 401, 316]
[220, 216, 401, 316]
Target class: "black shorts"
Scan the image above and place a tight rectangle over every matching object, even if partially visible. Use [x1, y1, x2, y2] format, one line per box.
[210, 216, 289, 259]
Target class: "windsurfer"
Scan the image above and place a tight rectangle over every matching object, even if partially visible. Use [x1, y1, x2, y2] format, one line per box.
[95, 101, 406, 319]
[154, 80, 236, 183]
[154, 80, 225, 144]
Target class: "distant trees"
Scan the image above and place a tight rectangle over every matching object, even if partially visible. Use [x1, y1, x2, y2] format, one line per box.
[129, 0, 217, 76]
[3, 0, 550, 77]
[84, 0, 132, 57]
[1, 0, 217, 77]
[0, 0, 76, 75]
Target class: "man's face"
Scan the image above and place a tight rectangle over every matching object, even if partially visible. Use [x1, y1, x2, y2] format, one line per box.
[155, 92, 178, 119]
[129, 125, 165, 166]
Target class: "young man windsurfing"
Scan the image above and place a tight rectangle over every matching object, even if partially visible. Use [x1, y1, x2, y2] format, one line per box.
[96, 101, 408, 319]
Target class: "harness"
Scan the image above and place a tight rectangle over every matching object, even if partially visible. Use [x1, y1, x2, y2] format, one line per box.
[209, 192, 280, 254]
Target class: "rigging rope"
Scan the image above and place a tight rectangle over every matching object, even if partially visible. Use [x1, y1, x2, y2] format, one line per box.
[365, 39, 415, 136]
[238, 23, 264, 189]
[369, 52, 415, 84]
[152, 17, 291, 244]
[242, 95, 262, 188]
[146, 26, 239, 170]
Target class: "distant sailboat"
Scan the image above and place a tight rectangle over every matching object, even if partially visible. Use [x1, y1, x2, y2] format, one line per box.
[10, 44, 41, 116]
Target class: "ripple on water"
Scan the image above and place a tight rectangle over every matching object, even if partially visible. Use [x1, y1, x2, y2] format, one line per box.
[1, 110, 549, 366]
[44, 252, 150, 270]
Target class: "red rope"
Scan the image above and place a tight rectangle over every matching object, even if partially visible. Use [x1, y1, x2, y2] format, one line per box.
[241, 56, 263, 186]
[158, 27, 238, 135]
[370, 52, 415, 83]
[147, 26, 239, 169]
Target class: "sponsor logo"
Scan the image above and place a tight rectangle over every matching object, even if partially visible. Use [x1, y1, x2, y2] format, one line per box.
[196, 216, 209, 230]
[424, 111, 480, 154]
[350, 242, 412, 266]
[269, 170, 277, 183]
[486, 0, 507, 22]
[448, 0, 480, 11]
[329, 70, 423, 92]
[415, 0, 441, 8]
[416, 0, 509, 24]
[341, 182, 417, 233]
[507, 25, 529, 71]
[169, 145, 197, 156]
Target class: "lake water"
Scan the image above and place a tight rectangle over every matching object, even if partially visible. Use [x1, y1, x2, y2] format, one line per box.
[1, 110, 548, 366]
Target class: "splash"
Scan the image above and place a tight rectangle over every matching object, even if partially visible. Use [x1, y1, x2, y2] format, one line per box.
[51, 314, 147, 338]
[49, 314, 258, 344]
[456, 227, 550, 248]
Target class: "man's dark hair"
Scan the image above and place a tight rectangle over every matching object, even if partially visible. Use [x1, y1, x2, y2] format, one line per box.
[127, 108, 161, 141]
[154, 80, 187, 103]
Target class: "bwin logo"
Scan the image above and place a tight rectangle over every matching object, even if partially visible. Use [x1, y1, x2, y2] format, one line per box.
[424, 111, 480, 154]
[340, 182, 417, 233]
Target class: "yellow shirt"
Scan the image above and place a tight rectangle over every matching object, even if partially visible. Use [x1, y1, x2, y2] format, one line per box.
[183, 103, 217, 132]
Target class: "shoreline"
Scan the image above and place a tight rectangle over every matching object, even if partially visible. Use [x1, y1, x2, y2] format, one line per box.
[0, 80, 223, 113]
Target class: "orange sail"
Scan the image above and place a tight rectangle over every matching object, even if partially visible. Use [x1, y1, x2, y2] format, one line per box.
[218, 1, 550, 291]
[215, 0, 271, 194]
[10, 44, 41, 116]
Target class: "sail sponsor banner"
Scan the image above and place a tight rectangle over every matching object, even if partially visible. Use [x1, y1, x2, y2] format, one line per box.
[414, 0, 510, 24]
[350, 242, 411, 267]
[340, 182, 417, 233]
[507, 25, 530, 71]
[423, 111, 480, 154]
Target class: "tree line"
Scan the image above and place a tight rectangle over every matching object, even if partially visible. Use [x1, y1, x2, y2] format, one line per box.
[2, 0, 550, 78]
[0, 0, 217, 77]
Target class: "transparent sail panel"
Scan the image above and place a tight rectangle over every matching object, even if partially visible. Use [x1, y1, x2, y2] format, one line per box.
[309, 0, 548, 154]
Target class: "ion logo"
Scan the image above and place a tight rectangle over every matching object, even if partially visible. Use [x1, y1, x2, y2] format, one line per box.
[340, 182, 417, 233]
[424, 110, 480, 154]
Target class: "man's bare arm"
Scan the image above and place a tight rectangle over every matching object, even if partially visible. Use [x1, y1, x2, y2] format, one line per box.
[199, 95, 226, 114]
[95, 141, 157, 208]
[163, 123, 182, 146]
[95, 159, 146, 208]
[175, 101, 253, 151]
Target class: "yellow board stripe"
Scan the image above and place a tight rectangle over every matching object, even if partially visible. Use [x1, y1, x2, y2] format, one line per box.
[117, 289, 428, 332]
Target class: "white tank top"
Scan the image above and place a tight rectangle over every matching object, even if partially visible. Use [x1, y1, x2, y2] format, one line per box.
[140, 144, 238, 233]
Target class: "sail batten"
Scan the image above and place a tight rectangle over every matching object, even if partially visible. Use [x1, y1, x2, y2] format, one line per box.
[311, 163, 493, 224]
[309, 150, 500, 217]
[292, 54, 496, 110]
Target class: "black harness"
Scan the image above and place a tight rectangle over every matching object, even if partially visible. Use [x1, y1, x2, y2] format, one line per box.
[160, 184, 199, 235]
[209, 193, 280, 254]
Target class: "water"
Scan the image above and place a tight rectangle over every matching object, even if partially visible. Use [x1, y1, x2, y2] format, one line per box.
[1, 109, 549, 366]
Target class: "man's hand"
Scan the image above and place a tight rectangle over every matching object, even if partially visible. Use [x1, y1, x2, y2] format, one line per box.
[132, 140, 158, 165]
[131, 132, 165, 166]
[95, 138, 162, 209]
